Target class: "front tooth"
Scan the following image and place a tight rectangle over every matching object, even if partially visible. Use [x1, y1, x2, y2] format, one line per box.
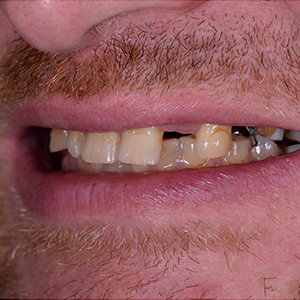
[67, 131, 86, 158]
[131, 164, 148, 173]
[107, 161, 124, 173]
[180, 136, 207, 167]
[251, 135, 281, 160]
[195, 124, 232, 159]
[257, 127, 284, 141]
[222, 136, 251, 164]
[118, 127, 163, 165]
[285, 130, 300, 142]
[50, 129, 68, 152]
[157, 138, 180, 170]
[81, 132, 121, 164]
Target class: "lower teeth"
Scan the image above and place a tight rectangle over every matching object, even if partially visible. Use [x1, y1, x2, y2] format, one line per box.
[47, 124, 299, 174]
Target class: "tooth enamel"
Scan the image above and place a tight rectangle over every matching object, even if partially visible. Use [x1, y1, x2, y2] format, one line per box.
[50, 129, 68, 152]
[107, 161, 124, 172]
[285, 144, 300, 154]
[251, 135, 281, 160]
[157, 138, 180, 170]
[257, 127, 284, 141]
[77, 156, 86, 171]
[179, 136, 207, 167]
[67, 131, 86, 158]
[118, 127, 163, 165]
[131, 164, 148, 173]
[195, 124, 232, 159]
[90, 163, 102, 173]
[222, 136, 251, 164]
[285, 130, 300, 142]
[81, 132, 121, 164]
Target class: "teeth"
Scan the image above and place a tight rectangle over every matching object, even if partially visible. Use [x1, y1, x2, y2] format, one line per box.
[90, 163, 102, 173]
[285, 130, 300, 142]
[285, 144, 300, 154]
[195, 124, 232, 159]
[107, 161, 124, 173]
[50, 129, 68, 152]
[179, 136, 207, 167]
[131, 164, 148, 173]
[251, 135, 281, 160]
[81, 132, 121, 164]
[118, 127, 163, 165]
[67, 131, 86, 158]
[222, 136, 251, 164]
[157, 138, 180, 170]
[257, 127, 284, 141]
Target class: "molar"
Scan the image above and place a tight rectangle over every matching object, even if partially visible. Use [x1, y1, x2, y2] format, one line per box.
[117, 127, 163, 165]
[67, 131, 86, 158]
[81, 132, 121, 164]
[49, 128, 68, 152]
[251, 135, 281, 160]
[257, 127, 284, 141]
[195, 124, 232, 159]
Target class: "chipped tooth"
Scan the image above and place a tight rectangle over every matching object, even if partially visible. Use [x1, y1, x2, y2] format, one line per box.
[157, 138, 180, 170]
[118, 127, 163, 165]
[257, 127, 284, 141]
[285, 130, 300, 143]
[131, 164, 148, 173]
[179, 136, 207, 167]
[107, 161, 124, 173]
[251, 135, 281, 160]
[81, 132, 121, 164]
[67, 131, 86, 158]
[222, 136, 251, 164]
[196, 124, 232, 159]
[50, 129, 68, 152]
[285, 144, 300, 154]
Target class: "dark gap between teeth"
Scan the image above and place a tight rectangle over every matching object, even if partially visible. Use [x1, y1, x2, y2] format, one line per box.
[163, 131, 192, 139]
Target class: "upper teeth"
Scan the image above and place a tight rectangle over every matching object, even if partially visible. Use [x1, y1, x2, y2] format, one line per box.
[49, 123, 298, 172]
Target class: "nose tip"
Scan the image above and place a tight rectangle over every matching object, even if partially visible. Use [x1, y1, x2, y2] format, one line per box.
[0, 0, 205, 52]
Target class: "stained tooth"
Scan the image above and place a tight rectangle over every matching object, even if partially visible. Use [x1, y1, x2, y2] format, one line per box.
[90, 163, 102, 173]
[285, 130, 300, 142]
[118, 127, 163, 165]
[196, 124, 232, 159]
[50, 129, 68, 152]
[257, 127, 284, 141]
[157, 138, 180, 170]
[131, 164, 147, 173]
[107, 161, 124, 172]
[222, 136, 251, 165]
[285, 144, 300, 154]
[67, 131, 86, 158]
[179, 136, 207, 167]
[81, 132, 121, 164]
[77, 156, 86, 171]
[251, 135, 281, 160]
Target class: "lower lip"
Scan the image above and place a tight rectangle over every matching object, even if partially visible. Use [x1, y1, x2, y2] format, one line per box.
[12, 130, 300, 226]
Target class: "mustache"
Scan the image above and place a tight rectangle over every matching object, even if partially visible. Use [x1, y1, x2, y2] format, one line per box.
[1, 18, 300, 112]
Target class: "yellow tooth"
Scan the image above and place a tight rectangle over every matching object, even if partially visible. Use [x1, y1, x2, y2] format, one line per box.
[107, 161, 124, 173]
[179, 136, 207, 167]
[251, 135, 281, 160]
[90, 163, 102, 173]
[67, 131, 86, 158]
[131, 164, 147, 173]
[222, 136, 251, 165]
[77, 156, 86, 171]
[196, 124, 232, 159]
[81, 132, 121, 164]
[257, 127, 284, 141]
[118, 127, 163, 165]
[157, 138, 180, 170]
[50, 129, 68, 152]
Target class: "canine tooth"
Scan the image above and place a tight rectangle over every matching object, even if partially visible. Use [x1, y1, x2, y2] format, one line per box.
[107, 161, 124, 172]
[180, 136, 207, 167]
[118, 127, 163, 165]
[131, 164, 147, 173]
[157, 138, 180, 170]
[50, 129, 68, 152]
[257, 127, 284, 141]
[67, 131, 86, 158]
[285, 130, 300, 142]
[196, 124, 232, 159]
[285, 144, 300, 154]
[222, 136, 251, 164]
[81, 132, 121, 164]
[251, 135, 281, 160]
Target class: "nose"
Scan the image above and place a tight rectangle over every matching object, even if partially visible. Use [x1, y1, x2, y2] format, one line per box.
[0, 0, 204, 52]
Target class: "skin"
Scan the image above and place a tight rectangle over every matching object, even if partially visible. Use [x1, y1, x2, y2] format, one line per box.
[2, 0, 300, 298]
